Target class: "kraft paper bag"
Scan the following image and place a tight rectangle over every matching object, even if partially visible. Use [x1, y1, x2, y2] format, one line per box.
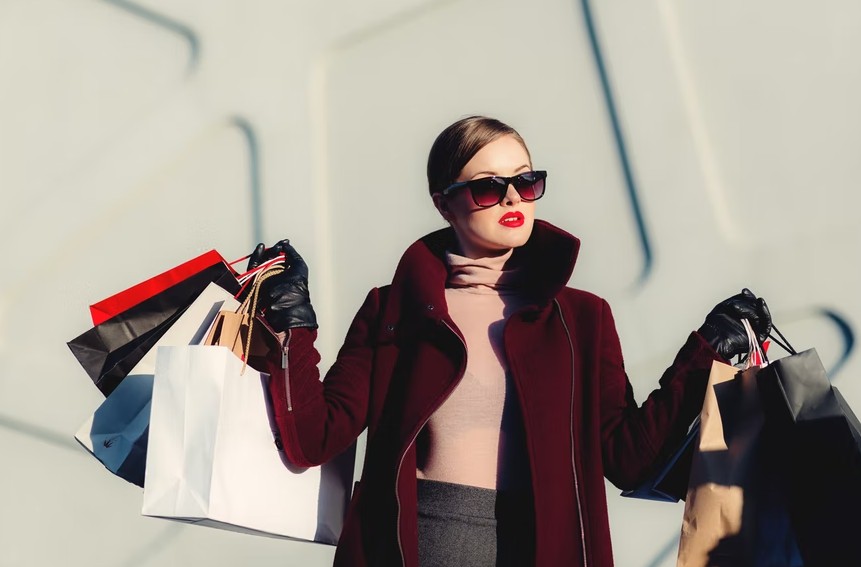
[677, 319, 801, 567]
[677, 361, 759, 566]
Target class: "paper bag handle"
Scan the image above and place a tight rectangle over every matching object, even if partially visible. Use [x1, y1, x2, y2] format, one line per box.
[205, 263, 283, 374]
[741, 318, 767, 368]
[235, 264, 283, 373]
[242, 265, 282, 351]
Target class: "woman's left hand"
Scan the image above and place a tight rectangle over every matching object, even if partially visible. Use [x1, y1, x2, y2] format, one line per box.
[697, 288, 771, 359]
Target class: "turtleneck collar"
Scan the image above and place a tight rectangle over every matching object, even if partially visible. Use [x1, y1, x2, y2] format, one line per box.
[445, 249, 525, 294]
[386, 219, 581, 319]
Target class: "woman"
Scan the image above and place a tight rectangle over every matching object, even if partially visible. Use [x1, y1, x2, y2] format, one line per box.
[250, 116, 771, 566]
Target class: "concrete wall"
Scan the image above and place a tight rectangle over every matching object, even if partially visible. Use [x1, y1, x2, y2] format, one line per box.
[1, 0, 858, 565]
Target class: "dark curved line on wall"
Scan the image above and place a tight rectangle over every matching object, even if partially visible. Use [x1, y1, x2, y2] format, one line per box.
[103, 0, 200, 73]
[580, 0, 653, 285]
[819, 308, 855, 379]
[230, 117, 265, 245]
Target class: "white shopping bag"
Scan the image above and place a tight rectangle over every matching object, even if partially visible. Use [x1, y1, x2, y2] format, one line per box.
[75, 282, 240, 485]
[142, 344, 354, 543]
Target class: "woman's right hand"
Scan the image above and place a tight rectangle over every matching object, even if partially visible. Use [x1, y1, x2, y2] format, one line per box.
[248, 239, 318, 332]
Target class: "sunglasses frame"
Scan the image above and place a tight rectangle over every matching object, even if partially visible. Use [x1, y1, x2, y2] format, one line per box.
[439, 170, 547, 208]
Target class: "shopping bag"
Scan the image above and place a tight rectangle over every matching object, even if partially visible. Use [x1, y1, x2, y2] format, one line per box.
[67, 260, 240, 396]
[89, 250, 229, 325]
[142, 345, 355, 543]
[677, 320, 802, 567]
[74, 282, 240, 486]
[621, 331, 770, 503]
[204, 261, 283, 373]
[621, 417, 699, 502]
[757, 347, 861, 565]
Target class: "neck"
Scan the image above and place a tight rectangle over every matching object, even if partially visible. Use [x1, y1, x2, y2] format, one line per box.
[453, 241, 513, 261]
[446, 249, 523, 292]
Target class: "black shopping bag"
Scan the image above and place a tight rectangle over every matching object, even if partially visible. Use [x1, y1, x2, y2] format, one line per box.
[621, 417, 699, 502]
[757, 347, 861, 565]
[68, 262, 239, 396]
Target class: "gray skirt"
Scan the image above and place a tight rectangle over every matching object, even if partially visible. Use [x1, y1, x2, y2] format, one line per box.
[416, 479, 535, 567]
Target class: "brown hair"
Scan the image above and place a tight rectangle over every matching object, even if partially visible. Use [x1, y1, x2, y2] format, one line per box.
[426, 116, 531, 196]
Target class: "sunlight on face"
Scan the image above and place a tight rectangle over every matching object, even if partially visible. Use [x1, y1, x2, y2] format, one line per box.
[433, 135, 536, 259]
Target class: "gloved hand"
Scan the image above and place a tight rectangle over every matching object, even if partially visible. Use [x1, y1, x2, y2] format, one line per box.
[247, 239, 318, 332]
[697, 288, 771, 360]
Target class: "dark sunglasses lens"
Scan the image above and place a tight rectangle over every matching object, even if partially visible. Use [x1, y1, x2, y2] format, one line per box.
[513, 173, 545, 201]
[470, 178, 506, 207]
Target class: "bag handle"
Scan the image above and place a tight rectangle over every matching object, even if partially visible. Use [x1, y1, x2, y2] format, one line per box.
[750, 322, 796, 367]
[741, 318, 767, 368]
[236, 254, 286, 286]
[235, 263, 284, 374]
[237, 255, 286, 286]
[766, 323, 796, 356]
[232, 254, 287, 301]
[225, 252, 287, 288]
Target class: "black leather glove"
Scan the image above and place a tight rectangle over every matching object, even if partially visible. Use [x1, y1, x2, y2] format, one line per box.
[698, 288, 771, 360]
[247, 239, 318, 332]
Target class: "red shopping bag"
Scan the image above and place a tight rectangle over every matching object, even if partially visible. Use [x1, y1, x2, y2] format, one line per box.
[89, 250, 231, 325]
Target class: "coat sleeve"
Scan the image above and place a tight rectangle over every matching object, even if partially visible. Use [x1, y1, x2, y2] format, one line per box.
[266, 287, 383, 467]
[596, 298, 719, 490]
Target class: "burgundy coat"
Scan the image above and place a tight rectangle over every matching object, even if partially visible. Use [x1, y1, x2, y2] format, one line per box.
[266, 220, 719, 566]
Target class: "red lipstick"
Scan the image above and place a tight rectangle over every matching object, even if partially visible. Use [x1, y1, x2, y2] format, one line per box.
[498, 211, 524, 227]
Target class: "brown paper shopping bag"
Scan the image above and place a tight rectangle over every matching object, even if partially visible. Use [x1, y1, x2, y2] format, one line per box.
[204, 262, 282, 372]
[677, 360, 759, 566]
[677, 320, 801, 567]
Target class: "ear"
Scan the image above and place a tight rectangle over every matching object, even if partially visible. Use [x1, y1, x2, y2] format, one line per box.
[432, 193, 453, 222]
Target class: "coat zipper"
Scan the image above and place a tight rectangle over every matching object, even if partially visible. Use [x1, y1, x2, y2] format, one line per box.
[395, 319, 466, 567]
[281, 328, 293, 411]
[553, 298, 588, 567]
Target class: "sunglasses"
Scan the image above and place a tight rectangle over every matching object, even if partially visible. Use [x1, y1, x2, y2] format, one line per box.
[440, 170, 547, 208]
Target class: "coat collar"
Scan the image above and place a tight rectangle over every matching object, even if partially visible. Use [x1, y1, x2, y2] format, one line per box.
[387, 219, 581, 320]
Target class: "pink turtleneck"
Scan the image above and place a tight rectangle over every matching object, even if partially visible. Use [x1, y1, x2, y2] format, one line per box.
[415, 249, 531, 490]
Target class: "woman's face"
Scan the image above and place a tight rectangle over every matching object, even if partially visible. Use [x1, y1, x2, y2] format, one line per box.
[433, 134, 536, 258]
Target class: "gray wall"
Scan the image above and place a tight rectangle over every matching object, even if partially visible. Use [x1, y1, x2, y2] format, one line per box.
[1, 0, 859, 565]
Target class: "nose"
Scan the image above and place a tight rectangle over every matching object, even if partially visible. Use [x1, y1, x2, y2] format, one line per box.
[503, 183, 521, 205]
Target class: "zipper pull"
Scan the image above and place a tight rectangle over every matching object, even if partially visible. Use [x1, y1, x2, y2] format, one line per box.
[277, 328, 290, 369]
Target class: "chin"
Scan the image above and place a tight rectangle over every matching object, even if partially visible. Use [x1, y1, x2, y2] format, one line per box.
[488, 223, 533, 251]
[458, 219, 534, 257]
[505, 221, 534, 246]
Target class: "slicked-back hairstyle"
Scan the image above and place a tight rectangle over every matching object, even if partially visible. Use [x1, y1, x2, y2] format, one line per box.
[426, 116, 531, 197]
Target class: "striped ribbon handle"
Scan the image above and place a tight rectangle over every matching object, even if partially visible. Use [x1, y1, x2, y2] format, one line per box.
[741, 318, 767, 369]
[236, 254, 286, 286]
